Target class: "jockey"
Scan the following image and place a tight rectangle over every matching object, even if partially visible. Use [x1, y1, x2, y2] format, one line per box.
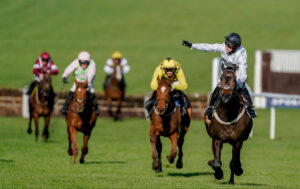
[182, 32, 257, 119]
[61, 51, 100, 116]
[144, 57, 188, 117]
[27, 52, 58, 95]
[103, 51, 130, 98]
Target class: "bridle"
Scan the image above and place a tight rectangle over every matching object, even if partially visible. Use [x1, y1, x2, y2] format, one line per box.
[154, 82, 178, 116]
[71, 88, 87, 114]
[35, 77, 51, 106]
[213, 69, 248, 125]
[154, 95, 171, 115]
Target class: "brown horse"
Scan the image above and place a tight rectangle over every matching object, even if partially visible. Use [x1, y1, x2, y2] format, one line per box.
[104, 64, 124, 120]
[204, 65, 253, 184]
[149, 77, 192, 172]
[27, 73, 54, 141]
[66, 80, 97, 164]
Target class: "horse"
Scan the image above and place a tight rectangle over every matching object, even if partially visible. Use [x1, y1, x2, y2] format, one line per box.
[66, 79, 97, 164]
[104, 64, 124, 121]
[204, 64, 253, 184]
[149, 77, 192, 172]
[27, 72, 55, 142]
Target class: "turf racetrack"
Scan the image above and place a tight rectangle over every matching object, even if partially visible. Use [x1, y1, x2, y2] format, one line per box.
[1, 108, 300, 188]
[1, 0, 300, 94]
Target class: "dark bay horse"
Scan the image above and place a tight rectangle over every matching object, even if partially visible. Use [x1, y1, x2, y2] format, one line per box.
[104, 64, 124, 120]
[150, 77, 192, 172]
[204, 65, 253, 184]
[66, 80, 97, 164]
[28, 73, 54, 141]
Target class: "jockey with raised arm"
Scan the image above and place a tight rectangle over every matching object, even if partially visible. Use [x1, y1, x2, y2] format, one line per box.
[103, 51, 130, 99]
[61, 51, 100, 116]
[144, 57, 189, 118]
[27, 52, 58, 95]
[182, 32, 256, 119]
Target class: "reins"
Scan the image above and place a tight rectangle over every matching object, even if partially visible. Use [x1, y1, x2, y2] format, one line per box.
[154, 93, 178, 117]
[35, 85, 48, 106]
[213, 106, 246, 125]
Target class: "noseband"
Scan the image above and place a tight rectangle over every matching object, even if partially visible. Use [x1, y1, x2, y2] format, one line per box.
[154, 95, 171, 115]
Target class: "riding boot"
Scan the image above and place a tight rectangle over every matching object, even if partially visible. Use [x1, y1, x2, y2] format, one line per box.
[239, 88, 257, 118]
[61, 91, 74, 115]
[172, 90, 187, 116]
[27, 81, 38, 95]
[205, 86, 221, 120]
[144, 91, 157, 118]
[90, 93, 101, 116]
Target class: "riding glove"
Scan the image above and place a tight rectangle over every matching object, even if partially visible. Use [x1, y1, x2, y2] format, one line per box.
[182, 40, 192, 48]
[63, 77, 68, 84]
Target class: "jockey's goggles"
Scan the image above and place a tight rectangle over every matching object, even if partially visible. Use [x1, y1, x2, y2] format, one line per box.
[79, 60, 90, 65]
[225, 40, 234, 49]
[42, 58, 49, 62]
[163, 68, 177, 73]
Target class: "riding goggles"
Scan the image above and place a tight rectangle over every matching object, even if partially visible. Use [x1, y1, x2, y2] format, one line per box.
[225, 40, 234, 49]
[79, 60, 90, 65]
[163, 68, 177, 73]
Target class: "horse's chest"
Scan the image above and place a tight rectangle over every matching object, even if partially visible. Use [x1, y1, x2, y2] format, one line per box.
[35, 105, 50, 115]
[156, 119, 180, 136]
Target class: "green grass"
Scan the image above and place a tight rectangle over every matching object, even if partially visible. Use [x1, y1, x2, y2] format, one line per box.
[1, 0, 300, 94]
[1, 108, 300, 188]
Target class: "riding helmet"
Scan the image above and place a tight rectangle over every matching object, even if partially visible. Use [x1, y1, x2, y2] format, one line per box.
[225, 33, 241, 52]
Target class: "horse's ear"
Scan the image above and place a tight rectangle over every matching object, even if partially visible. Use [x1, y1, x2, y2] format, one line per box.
[221, 63, 225, 71]
[233, 64, 237, 72]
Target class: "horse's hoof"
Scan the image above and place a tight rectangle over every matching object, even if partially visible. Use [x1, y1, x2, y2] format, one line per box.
[42, 133, 49, 140]
[234, 167, 243, 176]
[167, 155, 175, 164]
[214, 168, 223, 180]
[152, 161, 162, 172]
[228, 180, 234, 185]
[83, 148, 88, 155]
[176, 161, 183, 169]
[80, 158, 84, 164]
[27, 129, 32, 134]
[212, 166, 223, 180]
[68, 149, 73, 156]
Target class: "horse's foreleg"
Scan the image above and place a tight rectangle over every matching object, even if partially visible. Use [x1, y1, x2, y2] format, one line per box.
[80, 133, 91, 164]
[67, 126, 73, 156]
[209, 139, 223, 180]
[114, 98, 122, 121]
[27, 114, 33, 134]
[69, 126, 78, 164]
[167, 132, 178, 164]
[150, 126, 161, 172]
[107, 97, 113, 117]
[33, 114, 39, 142]
[176, 124, 189, 169]
[229, 141, 244, 184]
[42, 115, 50, 140]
